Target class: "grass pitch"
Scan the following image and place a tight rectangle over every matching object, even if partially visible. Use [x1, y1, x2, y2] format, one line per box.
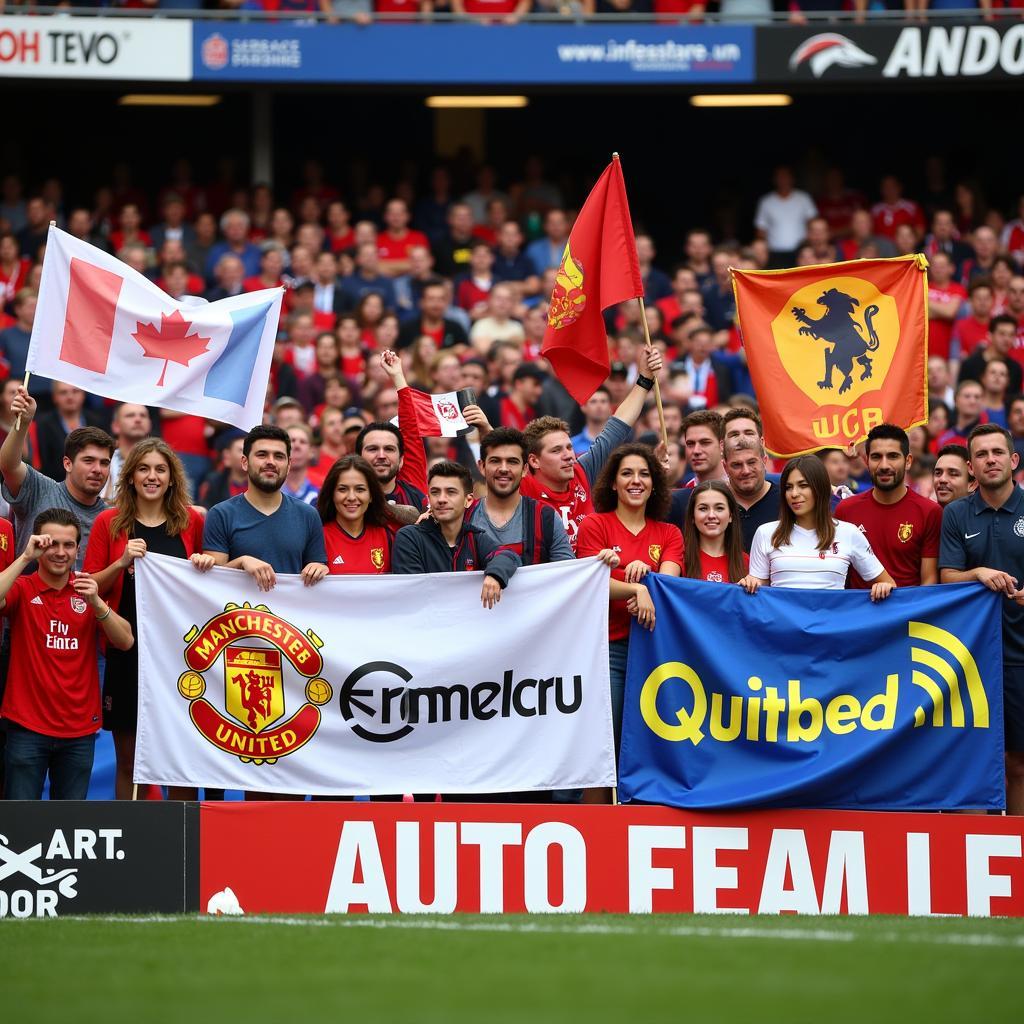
[3, 913, 1021, 1023]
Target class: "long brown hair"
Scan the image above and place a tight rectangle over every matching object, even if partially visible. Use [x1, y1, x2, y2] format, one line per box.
[316, 454, 394, 529]
[110, 437, 192, 538]
[593, 443, 671, 521]
[771, 455, 836, 552]
[683, 481, 746, 583]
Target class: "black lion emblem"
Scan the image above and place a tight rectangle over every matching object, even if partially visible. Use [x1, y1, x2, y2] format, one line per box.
[791, 288, 881, 395]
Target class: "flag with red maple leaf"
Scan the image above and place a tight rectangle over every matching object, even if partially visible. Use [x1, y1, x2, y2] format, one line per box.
[132, 310, 212, 387]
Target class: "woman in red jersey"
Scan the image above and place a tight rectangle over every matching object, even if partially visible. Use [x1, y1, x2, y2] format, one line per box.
[577, 443, 683, 802]
[683, 481, 748, 584]
[318, 454, 395, 575]
[84, 438, 210, 800]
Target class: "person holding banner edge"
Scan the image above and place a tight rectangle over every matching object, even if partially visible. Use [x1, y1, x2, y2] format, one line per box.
[82, 438, 212, 801]
[939, 422, 1024, 815]
[578, 442, 682, 803]
[682, 481, 749, 584]
[740, 456, 896, 600]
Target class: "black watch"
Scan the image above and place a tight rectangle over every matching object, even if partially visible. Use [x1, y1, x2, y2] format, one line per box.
[636, 375, 655, 391]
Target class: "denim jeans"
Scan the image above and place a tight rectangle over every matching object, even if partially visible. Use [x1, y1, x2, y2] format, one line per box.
[4, 724, 96, 800]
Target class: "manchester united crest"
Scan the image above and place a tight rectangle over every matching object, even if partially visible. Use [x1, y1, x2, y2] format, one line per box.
[547, 243, 587, 331]
[898, 522, 914, 543]
[177, 602, 333, 765]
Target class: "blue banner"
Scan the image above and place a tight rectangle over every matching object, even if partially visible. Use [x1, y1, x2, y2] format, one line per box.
[193, 22, 753, 84]
[618, 578, 1005, 810]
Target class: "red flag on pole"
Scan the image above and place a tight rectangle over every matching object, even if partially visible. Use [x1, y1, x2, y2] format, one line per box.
[541, 155, 644, 405]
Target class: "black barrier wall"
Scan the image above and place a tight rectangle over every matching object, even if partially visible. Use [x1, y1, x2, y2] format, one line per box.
[0, 802, 199, 918]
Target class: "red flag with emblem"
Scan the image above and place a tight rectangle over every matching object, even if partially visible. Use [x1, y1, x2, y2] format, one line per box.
[732, 255, 929, 458]
[541, 156, 644, 405]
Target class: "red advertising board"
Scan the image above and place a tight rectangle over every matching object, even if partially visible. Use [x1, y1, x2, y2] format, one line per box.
[200, 803, 1024, 917]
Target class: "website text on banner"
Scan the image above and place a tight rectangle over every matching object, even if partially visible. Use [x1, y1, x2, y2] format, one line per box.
[618, 576, 1003, 811]
[199, 802, 1024, 917]
[26, 227, 282, 431]
[134, 554, 615, 796]
[731, 255, 928, 458]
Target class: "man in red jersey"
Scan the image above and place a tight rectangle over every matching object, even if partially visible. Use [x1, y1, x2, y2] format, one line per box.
[927, 252, 967, 362]
[517, 346, 663, 550]
[377, 198, 430, 277]
[0, 508, 133, 799]
[835, 424, 942, 588]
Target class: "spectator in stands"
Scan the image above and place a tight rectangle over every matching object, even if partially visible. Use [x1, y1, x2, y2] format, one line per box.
[840, 209, 896, 261]
[151, 194, 196, 253]
[377, 198, 430, 277]
[927, 252, 967, 363]
[397, 278, 469, 351]
[722, 436, 781, 551]
[469, 282, 525, 353]
[205, 254, 246, 302]
[83, 439, 209, 800]
[244, 243, 286, 293]
[36, 383, 107, 484]
[318, 454, 395, 575]
[682, 480, 748, 583]
[204, 209, 261, 282]
[456, 240, 496, 318]
[940, 424, 1024, 815]
[340, 242, 397, 310]
[493, 219, 540, 302]
[0, 233, 29, 311]
[636, 234, 672, 303]
[959, 314, 1023, 395]
[951, 280, 995, 366]
[979, 359, 1011, 428]
[102, 403, 154, 502]
[754, 166, 817, 268]
[526, 208, 570, 276]
[434, 203, 477, 279]
[16, 197, 52, 261]
[964, 225, 1002, 283]
[936, 380, 989, 449]
[282, 423, 320, 505]
[571, 386, 612, 455]
[578, 442, 682, 797]
[0, 508, 133, 800]
[199, 430, 247, 508]
[871, 175, 925, 241]
[835, 424, 941, 588]
[393, 245, 438, 322]
[0, 289, 51, 408]
[741, 456, 895, 598]
[1, 387, 113, 567]
[932, 443, 975, 507]
[923, 209, 973, 278]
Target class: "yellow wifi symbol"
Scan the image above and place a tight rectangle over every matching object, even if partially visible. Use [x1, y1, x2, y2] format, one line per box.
[908, 621, 989, 729]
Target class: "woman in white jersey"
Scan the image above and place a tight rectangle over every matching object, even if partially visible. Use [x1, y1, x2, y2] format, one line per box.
[739, 455, 895, 600]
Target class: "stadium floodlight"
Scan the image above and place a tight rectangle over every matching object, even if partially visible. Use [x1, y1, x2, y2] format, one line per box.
[118, 95, 223, 107]
[425, 96, 529, 109]
[689, 94, 793, 108]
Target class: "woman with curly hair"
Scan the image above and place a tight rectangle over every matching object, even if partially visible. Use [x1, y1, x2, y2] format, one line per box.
[317, 454, 395, 575]
[577, 443, 683, 800]
[83, 438, 212, 799]
[683, 480, 748, 583]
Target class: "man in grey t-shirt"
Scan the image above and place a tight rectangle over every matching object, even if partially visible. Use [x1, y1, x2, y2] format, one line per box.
[1, 386, 113, 570]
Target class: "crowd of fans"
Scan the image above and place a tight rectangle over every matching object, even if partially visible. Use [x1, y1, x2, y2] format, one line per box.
[0, 156, 1022, 811]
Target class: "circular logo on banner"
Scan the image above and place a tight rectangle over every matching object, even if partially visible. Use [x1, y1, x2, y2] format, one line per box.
[771, 276, 900, 407]
[201, 33, 229, 71]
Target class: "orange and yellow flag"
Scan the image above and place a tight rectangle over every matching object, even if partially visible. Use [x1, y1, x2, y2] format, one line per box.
[732, 255, 929, 458]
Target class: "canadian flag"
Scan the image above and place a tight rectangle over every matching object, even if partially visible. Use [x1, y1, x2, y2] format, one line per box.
[399, 388, 471, 438]
[27, 227, 283, 431]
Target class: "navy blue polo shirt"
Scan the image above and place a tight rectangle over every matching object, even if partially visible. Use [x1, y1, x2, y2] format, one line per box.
[939, 486, 1024, 663]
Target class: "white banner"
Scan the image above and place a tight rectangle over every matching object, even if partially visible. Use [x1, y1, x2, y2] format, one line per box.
[135, 554, 615, 795]
[0, 16, 192, 81]
[28, 227, 281, 431]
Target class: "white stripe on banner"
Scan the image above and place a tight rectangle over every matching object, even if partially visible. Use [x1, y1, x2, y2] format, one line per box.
[134, 555, 614, 795]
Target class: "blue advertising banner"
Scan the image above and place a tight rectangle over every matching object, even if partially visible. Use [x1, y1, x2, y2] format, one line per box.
[618, 577, 1005, 811]
[192, 22, 753, 84]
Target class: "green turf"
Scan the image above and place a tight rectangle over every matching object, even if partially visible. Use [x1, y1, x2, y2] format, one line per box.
[2, 914, 1021, 1023]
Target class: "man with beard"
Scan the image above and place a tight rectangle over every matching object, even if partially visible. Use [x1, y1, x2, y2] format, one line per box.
[941, 424, 1024, 814]
[835, 423, 941, 587]
[1, 385, 114, 568]
[932, 444, 976, 508]
[202, 425, 328, 592]
[469, 427, 574, 565]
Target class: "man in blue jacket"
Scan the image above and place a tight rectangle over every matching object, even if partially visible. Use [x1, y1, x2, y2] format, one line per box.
[392, 460, 519, 607]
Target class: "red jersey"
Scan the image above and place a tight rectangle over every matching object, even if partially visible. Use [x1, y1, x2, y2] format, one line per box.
[520, 463, 594, 552]
[1, 573, 102, 737]
[462, 0, 519, 10]
[951, 317, 989, 361]
[329, 229, 356, 253]
[870, 200, 925, 240]
[324, 521, 391, 574]
[498, 396, 534, 431]
[161, 414, 209, 457]
[694, 548, 748, 583]
[927, 280, 967, 360]
[457, 277, 492, 311]
[378, 230, 430, 262]
[0, 257, 30, 306]
[577, 512, 683, 641]
[0, 518, 13, 571]
[834, 488, 942, 588]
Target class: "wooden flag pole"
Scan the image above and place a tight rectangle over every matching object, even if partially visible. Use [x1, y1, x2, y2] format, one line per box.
[637, 296, 668, 450]
[15, 220, 55, 430]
